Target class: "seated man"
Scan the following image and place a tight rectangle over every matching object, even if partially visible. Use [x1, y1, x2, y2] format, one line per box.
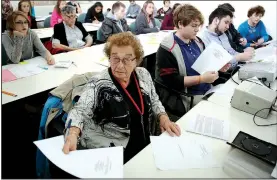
[126, 0, 141, 19]
[155, 4, 230, 116]
[218, 3, 246, 53]
[52, 5, 93, 51]
[99, 2, 130, 42]
[201, 7, 254, 68]
[238, 5, 270, 48]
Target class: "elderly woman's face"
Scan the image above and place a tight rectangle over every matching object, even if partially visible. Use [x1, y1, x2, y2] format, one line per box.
[110, 46, 137, 82]
[62, 12, 77, 26]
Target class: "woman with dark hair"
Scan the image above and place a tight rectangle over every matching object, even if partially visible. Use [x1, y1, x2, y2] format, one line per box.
[51, 0, 66, 27]
[135, 0, 159, 35]
[160, 3, 180, 30]
[238, 5, 270, 48]
[18, 0, 37, 29]
[85, 2, 104, 23]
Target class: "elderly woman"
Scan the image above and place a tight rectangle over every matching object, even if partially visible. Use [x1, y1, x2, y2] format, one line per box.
[135, 0, 159, 35]
[2, 11, 55, 64]
[62, 32, 181, 163]
[52, 5, 93, 51]
[238, 5, 270, 48]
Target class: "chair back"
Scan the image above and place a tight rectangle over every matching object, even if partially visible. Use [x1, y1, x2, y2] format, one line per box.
[77, 13, 86, 23]
[44, 16, 51, 28]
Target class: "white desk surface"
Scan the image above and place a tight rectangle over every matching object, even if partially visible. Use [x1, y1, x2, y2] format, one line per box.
[2, 31, 171, 104]
[2, 52, 107, 105]
[208, 72, 277, 108]
[124, 100, 277, 178]
[32, 24, 99, 39]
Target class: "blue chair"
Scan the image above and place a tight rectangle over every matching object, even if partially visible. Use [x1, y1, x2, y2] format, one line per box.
[129, 22, 136, 33]
[154, 18, 161, 29]
[44, 16, 51, 28]
[77, 13, 86, 23]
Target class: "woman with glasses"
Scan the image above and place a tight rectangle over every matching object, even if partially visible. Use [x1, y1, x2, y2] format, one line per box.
[2, 11, 55, 64]
[52, 5, 93, 51]
[18, 0, 37, 29]
[62, 32, 181, 165]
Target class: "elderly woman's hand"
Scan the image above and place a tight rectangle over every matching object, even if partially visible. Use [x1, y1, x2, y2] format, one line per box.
[63, 134, 78, 154]
[159, 115, 181, 136]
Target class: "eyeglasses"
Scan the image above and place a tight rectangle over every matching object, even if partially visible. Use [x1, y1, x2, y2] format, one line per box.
[65, 14, 77, 19]
[110, 56, 136, 66]
[15, 21, 29, 25]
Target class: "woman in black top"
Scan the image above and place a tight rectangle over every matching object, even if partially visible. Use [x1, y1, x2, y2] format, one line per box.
[85, 2, 104, 23]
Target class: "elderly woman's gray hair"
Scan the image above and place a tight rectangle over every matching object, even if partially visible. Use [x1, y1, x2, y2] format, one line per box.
[61, 5, 76, 14]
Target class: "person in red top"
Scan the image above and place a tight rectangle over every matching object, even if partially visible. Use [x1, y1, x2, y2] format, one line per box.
[18, 0, 37, 29]
[161, 3, 180, 30]
[156, 0, 171, 20]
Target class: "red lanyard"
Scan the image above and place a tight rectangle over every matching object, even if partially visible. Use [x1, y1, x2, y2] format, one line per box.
[117, 73, 144, 116]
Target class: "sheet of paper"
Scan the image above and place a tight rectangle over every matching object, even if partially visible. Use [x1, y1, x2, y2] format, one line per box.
[271, 164, 277, 178]
[9, 64, 46, 79]
[2, 69, 17, 82]
[186, 114, 230, 141]
[34, 136, 123, 178]
[204, 83, 236, 97]
[262, 40, 277, 46]
[150, 135, 219, 170]
[191, 41, 233, 74]
[55, 60, 73, 68]
[250, 46, 276, 62]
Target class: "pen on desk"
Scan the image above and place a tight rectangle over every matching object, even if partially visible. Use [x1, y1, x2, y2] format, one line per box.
[72, 62, 78, 67]
[38, 65, 48, 70]
[2, 90, 17, 97]
[64, 119, 72, 142]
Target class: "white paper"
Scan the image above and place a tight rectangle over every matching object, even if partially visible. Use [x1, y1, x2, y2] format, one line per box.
[186, 114, 230, 141]
[34, 136, 123, 178]
[55, 60, 73, 68]
[262, 40, 277, 46]
[250, 46, 276, 62]
[271, 164, 277, 178]
[150, 135, 219, 170]
[191, 41, 233, 74]
[9, 64, 46, 78]
[204, 83, 236, 97]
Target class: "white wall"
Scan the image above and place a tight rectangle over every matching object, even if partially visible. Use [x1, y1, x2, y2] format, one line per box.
[11, 1, 276, 39]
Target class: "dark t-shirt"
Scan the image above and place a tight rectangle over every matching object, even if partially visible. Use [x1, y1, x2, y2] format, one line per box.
[109, 68, 150, 164]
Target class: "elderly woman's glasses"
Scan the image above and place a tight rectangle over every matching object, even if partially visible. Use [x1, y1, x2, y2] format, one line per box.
[110, 56, 136, 65]
[15, 21, 29, 25]
[65, 14, 77, 19]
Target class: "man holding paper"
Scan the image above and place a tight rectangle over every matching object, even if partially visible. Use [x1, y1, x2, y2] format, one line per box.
[155, 4, 230, 116]
[201, 7, 254, 67]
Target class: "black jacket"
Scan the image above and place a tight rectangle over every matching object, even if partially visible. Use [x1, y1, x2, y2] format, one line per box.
[99, 16, 130, 42]
[225, 23, 244, 53]
[30, 16, 37, 29]
[85, 6, 104, 23]
[53, 21, 88, 46]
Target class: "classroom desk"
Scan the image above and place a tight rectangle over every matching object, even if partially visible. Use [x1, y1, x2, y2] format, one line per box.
[124, 100, 277, 178]
[207, 72, 277, 108]
[2, 52, 107, 105]
[2, 31, 172, 105]
[32, 24, 99, 39]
